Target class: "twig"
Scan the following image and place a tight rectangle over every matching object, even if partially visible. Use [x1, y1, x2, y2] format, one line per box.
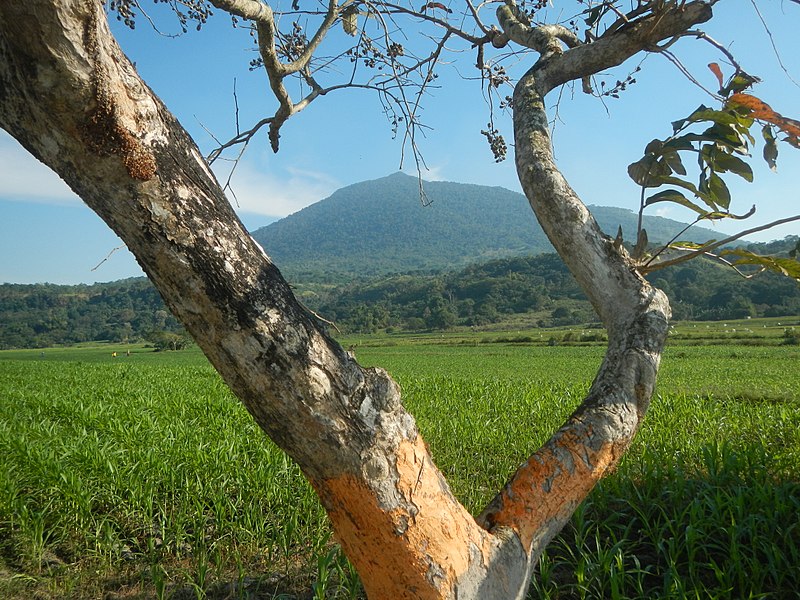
[91, 245, 125, 271]
[748, 0, 800, 89]
[641, 214, 800, 273]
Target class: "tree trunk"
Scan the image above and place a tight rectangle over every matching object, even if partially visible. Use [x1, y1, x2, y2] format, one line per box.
[0, 1, 709, 598]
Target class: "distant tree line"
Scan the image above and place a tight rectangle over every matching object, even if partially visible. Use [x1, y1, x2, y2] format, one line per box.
[0, 278, 185, 349]
[1, 237, 797, 347]
[310, 238, 800, 333]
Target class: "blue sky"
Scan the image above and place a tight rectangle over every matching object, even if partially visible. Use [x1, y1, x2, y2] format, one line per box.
[2, 0, 799, 284]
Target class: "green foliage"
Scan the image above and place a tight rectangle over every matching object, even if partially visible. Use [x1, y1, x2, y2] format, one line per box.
[0, 278, 185, 349]
[312, 243, 800, 333]
[720, 248, 800, 281]
[3, 237, 798, 346]
[628, 66, 800, 278]
[0, 358, 333, 599]
[783, 327, 800, 346]
[145, 330, 192, 351]
[628, 85, 768, 218]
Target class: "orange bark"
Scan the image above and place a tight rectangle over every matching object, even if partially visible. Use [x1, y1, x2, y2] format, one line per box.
[483, 429, 625, 551]
[312, 436, 493, 599]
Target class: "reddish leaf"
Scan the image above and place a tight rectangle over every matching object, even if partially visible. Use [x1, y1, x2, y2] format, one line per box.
[728, 93, 800, 146]
[708, 62, 724, 90]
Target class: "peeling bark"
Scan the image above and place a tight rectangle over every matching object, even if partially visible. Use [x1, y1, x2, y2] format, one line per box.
[0, 1, 713, 598]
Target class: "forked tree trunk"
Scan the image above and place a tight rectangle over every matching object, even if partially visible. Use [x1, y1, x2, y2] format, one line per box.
[0, 1, 710, 598]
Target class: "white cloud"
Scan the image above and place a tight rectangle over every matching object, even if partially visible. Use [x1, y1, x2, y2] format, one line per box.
[416, 164, 447, 182]
[0, 132, 80, 205]
[653, 206, 671, 218]
[0, 130, 337, 217]
[217, 160, 340, 218]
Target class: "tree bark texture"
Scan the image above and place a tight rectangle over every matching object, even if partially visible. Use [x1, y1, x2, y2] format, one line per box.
[0, 1, 712, 598]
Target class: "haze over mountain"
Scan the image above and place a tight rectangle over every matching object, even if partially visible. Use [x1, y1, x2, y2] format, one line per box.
[251, 172, 724, 280]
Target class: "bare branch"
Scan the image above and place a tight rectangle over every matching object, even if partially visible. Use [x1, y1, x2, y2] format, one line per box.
[131, 0, 182, 37]
[282, 0, 340, 75]
[748, 0, 800, 89]
[687, 29, 743, 73]
[208, 117, 273, 162]
[208, 0, 274, 23]
[91, 245, 125, 271]
[654, 46, 721, 99]
[380, 1, 490, 45]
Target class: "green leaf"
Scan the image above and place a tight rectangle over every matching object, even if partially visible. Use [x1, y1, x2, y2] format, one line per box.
[710, 151, 754, 182]
[657, 176, 700, 196]
[720, 71, 761, 97]
[677, 107, 745, 130]
[668, 240, 715, 251]
[627, 155, 669, 187]
[644, 139, 664, 155]
[700, 211, 732, 220]
[762, 125, 778, 171]
[700, 124, 750, 152]
[672, 105, 712, 133]
[707, 172, 731, 209]
[644, 190, 707, 215]
[627, 156, 654, 186]
[699, 205, 755, 221]
[720, 249, 800, 281]
[662, 136, 696, 152]
[663, 150, 687, 176]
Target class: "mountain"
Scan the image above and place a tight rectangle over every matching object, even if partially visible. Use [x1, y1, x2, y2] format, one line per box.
[251, 172, 723, 280]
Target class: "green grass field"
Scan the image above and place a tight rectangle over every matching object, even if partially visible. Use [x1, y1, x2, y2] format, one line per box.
[0, 322, 798, 598]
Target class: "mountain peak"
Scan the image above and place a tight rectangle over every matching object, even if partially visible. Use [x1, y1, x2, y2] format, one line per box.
[251, 175, 722, 281]
[385, 170, 415, 179]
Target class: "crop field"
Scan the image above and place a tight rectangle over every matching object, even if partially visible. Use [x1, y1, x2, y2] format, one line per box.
[0, 325, 799, 599]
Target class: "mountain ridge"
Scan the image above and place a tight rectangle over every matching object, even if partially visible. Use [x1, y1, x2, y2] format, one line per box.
[251, 172, 724, 280]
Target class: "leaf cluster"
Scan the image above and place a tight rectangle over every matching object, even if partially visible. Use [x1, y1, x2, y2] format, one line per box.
[107, 0, 212, 32]
[628, 101, 758, 217]
[628, 66, 800, 280]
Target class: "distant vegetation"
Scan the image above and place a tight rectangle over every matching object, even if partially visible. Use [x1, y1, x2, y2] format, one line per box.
[0, 278, 185, 349]
[2, 171, 797, 348]
[2, 237, 798, 348]
[308, 243, 800, 334]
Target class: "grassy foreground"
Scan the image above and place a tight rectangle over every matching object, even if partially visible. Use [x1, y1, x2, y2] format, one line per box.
[0, 331, 798, 598]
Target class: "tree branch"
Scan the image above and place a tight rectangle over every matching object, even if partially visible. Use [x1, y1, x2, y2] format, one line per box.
[208, 0, 273, 23]
[496, 5, 580, 57]
[641, 214, 800, 273]
[534, 1, 714, 94]
[282, 0, 339, 75]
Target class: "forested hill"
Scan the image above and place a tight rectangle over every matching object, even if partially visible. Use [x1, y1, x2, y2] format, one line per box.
[251, 172, 723, 280]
